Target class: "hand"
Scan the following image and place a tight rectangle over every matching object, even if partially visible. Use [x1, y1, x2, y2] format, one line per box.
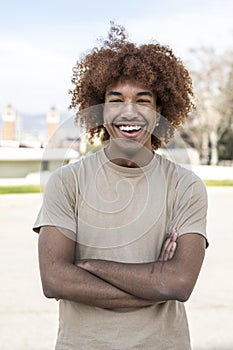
[159, 230, 178, 262]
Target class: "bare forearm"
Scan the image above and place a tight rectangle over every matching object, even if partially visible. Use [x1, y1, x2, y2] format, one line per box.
[43, 262, 155, 308]
[38, 227, 155, 309]
[78, 259, 178, 302]
[77, 235, 206, 302]
[75, 230, 183, 302]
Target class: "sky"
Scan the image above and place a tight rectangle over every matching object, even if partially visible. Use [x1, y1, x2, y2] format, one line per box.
[0, 0, 233, 114]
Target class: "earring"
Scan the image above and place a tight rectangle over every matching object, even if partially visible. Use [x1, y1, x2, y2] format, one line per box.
[156, 121, 159, 127]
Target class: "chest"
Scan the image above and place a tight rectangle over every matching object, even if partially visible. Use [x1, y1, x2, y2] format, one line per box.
[75, 168, 173, 262]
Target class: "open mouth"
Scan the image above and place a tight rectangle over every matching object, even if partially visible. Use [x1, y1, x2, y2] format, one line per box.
[114, 124, 145, 138]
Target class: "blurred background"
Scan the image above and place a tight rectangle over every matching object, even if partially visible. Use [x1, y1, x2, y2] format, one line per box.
[0, 0, 233, 349]
[0, 0, 233, 183]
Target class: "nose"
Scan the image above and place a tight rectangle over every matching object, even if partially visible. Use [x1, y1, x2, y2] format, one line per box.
[121, 102, 138, 119]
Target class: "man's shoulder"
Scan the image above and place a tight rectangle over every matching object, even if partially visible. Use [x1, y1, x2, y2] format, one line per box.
[155, 153, 204, 187]
[53, 150, 102, 176]
[46, 150, 103, 189]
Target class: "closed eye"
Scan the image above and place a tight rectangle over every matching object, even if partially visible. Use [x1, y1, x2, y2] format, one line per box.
[136, 99, 151, 103]
[109, 99, 123, 103]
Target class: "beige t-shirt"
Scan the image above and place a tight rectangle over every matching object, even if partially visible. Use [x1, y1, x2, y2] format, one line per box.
[34, 148, 208, 350]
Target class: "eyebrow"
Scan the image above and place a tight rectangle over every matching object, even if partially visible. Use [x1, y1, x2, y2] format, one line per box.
[106, 91, 153, 97]
[136, 91, 153, 97]
[107, 91, 122, 96]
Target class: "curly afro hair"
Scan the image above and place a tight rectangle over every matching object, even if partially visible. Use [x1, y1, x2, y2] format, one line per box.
[70, 22, 195, 150]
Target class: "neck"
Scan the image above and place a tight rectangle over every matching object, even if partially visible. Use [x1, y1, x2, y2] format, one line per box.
[105, 142, 154, 168]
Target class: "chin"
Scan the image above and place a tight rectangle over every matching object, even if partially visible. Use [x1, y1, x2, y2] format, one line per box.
[116, 138, 143, 151]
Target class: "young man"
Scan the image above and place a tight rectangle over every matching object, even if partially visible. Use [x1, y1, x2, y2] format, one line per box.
[34, 23, 208, 350]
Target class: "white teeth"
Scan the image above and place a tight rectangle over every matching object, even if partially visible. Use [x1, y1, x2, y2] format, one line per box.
[119, 125, 142, 132]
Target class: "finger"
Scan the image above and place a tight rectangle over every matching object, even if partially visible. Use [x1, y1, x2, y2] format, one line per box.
[159, 231, 179, 261]
[170, 230, 178, 242]
[159, 237, 172, 260]
[168, 241, 177, 260]
[163, 240, 175, 261]
[163, 239, 177, 261]
[162, 238, 174, 261]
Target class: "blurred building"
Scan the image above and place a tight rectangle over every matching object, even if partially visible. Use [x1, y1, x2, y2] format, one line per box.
[0, 105, 80, 180]
[0, 104, 21, 147]
[46, 106, 60, 147]
[0, 147, 79, 179]
[1, 104, 17, 141]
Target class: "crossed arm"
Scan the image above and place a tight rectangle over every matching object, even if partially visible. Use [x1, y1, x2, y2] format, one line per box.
[38, 226, 205, 308]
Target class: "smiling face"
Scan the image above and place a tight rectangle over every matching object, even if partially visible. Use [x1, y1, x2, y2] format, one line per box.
[103, 81, 159, 162]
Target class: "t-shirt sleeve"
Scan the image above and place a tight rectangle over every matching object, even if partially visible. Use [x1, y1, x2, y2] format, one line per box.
[171, 172, 208, 247]
[33, 165, 77, 234]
